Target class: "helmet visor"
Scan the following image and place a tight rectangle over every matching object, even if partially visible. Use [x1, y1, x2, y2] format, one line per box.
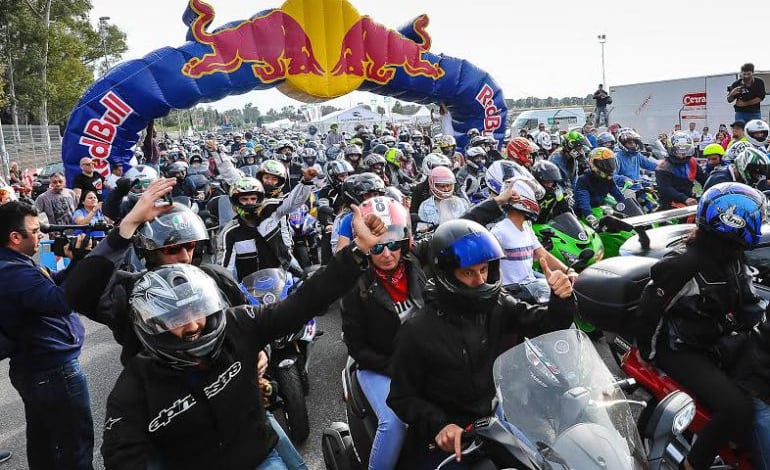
[440, 231, 504, 269]
[241, 268, 288, 305]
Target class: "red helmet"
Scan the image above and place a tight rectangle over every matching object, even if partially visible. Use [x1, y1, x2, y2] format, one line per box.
[506, 137, 533, 167]
[359, 196, 412, 250]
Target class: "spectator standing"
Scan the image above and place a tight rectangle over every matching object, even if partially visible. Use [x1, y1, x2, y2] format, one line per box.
[727, 120, 748, 149]
[72, 157, 104, 204]
[0, 201, 93, 470]
[325, 123, 344, 147]
[592, 84, 611, 126]
[8, 162, 22, 186]
[34, 172, 77, 225]
[716, 130, 731, 150]
[535, 122, 553, 157]
[699, 126, 714, 154]
[72, 191, 106, 238]
[727, 63, 766, 122]
[686, 122, 702, 156]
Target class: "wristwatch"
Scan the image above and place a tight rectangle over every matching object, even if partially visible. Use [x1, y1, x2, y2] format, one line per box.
[349, 241, 369, 268]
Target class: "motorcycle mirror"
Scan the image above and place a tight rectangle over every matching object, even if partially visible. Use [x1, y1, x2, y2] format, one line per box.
[578, 249, 594, 263]
[540, 228, 555, 239]
[644, 391, 695, 462]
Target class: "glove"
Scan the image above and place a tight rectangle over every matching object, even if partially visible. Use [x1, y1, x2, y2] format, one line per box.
[115, 177, 134, 197]
[585, 214, 598, 228]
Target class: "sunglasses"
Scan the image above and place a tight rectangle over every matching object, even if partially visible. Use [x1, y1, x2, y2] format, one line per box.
[159, 241, 196, 255]
[369, 240, 404, 255]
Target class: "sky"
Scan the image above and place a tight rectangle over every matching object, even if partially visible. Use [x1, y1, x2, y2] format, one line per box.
[89, 0, 769, 113]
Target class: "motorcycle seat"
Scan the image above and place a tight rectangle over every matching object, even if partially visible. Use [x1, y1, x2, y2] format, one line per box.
[619, 224, 693, 259]
[574, 256, 657, 336]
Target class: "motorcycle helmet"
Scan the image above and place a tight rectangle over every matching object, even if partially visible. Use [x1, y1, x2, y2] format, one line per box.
[596, 132, 616, 149]
[396, 142, 414, 157]
[299, 147, 318, 167]
[745, 119, 770, 147]
[504, 177, 541, 221]
[617, 130, 642, 153]
[734, 147, 770, 187]
[342, 172, 386, 205]
[420, 153, 452, 176]
[465, 146, 488, 170]
[385, 148, 405, 168]
[668, 132, 695, 163]
[239, 150, 258, 167]
[398, 129, 411, 143]
[697, 182, 766, 248]
[165, 161, 188, 180]
[359, 195, 412, 249]
[229, 177, 266, 218]
[429, 219, 504, 300]
[363, 153, 387, 175]
[467, 128, 481, 140]
[130, 263, 228, 369]
[470, 135, 488, 148]
[506, 137, 533, 167]
[411, 130, 424, 146]
[381, 135, 397, 148]
[561, 131, 587, 152]
[326, 144, 342, 161]
[124, 165, 159, 201]
[438, 135, 457, 156]
[371, 143, 389, 156]
[348, 137, 364, 148]
[429, 166, 456, 200]
[485, 160, 544, 198]
[344, 144, 363, 165]
[256, 160, 287, 197]
[531, 160, 563, 187]
[588, 147, 619, 180]
[725, 141, 754, 164]
[134, 203, 209, 263]
[324, 159, 354, 188]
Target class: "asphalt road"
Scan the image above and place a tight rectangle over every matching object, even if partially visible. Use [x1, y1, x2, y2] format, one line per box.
[0, 303, 347, 470]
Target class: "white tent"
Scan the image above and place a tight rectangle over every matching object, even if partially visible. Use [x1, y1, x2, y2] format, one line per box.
[311, 105, 385, 134]
[263, 118, 294, 130]
[389, 106, 433, 126]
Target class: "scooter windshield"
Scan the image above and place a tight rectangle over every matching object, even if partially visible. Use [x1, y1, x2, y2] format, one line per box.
[549, 213, 589, 242]
[493, 329, 647, 469]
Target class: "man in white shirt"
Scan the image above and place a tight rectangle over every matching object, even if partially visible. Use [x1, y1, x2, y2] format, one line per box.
[686, 122, 702, 155]
[699, 126, 714, 154]
[535, 123, 552, 157]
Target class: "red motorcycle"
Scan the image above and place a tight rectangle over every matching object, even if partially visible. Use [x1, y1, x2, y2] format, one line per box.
[574, 255, 759, 469]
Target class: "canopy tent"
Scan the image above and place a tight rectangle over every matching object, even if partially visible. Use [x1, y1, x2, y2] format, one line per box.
[390, 106, 432, 125]
[262, 118, 294, 129]
[310, 105, 385, 134]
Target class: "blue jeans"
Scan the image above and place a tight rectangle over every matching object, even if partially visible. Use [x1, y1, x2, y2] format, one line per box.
[595, 106, 609, 127]
[754, 398, 770, 470]
[255, 449, 288, 470]
[357, 369, 408, 470]
[267, 412, 308, 470]
[9, 358, 94, 470]
[735, 111, 763, 122]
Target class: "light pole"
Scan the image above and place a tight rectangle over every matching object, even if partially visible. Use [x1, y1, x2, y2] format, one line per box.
[99, 16, 111, 75]
[597, 34, 607, 88]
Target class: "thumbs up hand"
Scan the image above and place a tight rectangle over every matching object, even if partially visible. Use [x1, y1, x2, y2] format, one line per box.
[540, 257, 573, 299]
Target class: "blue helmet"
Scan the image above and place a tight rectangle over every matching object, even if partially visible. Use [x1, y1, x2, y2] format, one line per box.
[696, 182, 766, 248]
[596, 132, 616, 149]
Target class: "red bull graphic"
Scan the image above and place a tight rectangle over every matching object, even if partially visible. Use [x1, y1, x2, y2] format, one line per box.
[62, 0, 507, 184]
[331, 15, 444, 85]
[182, 0, 323, 82]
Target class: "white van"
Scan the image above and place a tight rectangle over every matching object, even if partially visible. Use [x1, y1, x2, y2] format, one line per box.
[510, 107, 587, 136]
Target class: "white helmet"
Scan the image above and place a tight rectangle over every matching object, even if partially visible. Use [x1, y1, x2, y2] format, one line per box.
[124, 165, 159, 201]
[504, 177, 541, 221]
[421, 153, 452, 176]
[745, 119, 770, 147]
[726, 141, 755, 163]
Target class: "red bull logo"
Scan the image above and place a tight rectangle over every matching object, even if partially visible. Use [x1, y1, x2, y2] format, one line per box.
[181, 0, 445, 99]
[78, 91, 134, 177]
[182, 0, 324, 83]
[331, 15, 444, 85]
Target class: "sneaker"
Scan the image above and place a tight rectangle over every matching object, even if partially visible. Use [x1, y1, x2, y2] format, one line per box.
[0, 450, 11, 464]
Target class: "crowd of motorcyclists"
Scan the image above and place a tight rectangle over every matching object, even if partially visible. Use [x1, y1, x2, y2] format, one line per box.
[1, 114, 770, 470]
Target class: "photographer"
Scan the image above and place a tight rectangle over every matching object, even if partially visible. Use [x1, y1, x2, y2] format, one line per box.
[727, 63, 766, 122]
[0, 201, 93, 469]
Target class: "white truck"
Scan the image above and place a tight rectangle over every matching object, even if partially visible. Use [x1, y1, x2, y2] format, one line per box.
[510, 107, 587, 136]
[607, 71, 770, 139]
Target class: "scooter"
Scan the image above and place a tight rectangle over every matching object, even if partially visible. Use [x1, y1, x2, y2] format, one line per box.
[322, 329, 694, 470]
[240, 268, 317, 444]
[574, 256, 767, 468]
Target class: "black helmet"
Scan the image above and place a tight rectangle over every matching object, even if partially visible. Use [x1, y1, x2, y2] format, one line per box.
[165, 161, 188, 180]
[130, 264, 228, 369]
[531, 160, 563, 184]
[135, 203, 209, 252]
[363, 153, 387, 173]
[398, 129, 411, 142]
[371, 143, 389, 156]
[342, 172, 386, 205]
[325, 160, 354, 188]
[429, 219, 504, 301]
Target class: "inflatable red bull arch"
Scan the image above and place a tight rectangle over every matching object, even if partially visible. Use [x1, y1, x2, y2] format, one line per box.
[62, 0, 507, 181]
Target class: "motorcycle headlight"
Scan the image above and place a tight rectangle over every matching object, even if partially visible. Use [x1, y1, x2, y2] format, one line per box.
[672, 402, 696, 435]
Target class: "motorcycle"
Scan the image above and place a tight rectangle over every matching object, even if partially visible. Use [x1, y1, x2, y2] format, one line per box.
[288, 203, 320, 269]
[619, 176, 659, 214]
[532, 212, 604, 269]
[240, 268, 316, 444]
[322, 329, 694, 470]
[574, 256, 766, 468]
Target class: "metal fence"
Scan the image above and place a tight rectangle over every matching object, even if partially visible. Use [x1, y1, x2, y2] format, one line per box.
[1, 125, 63, 172]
